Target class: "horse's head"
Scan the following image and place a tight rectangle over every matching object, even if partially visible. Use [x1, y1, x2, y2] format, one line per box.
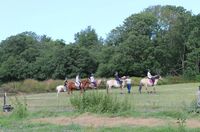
[96, 79, 102, 86]
[155, 75, 162, 80]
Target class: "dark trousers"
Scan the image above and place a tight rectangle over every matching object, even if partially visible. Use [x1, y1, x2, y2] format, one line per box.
[127, 84, 131, 93]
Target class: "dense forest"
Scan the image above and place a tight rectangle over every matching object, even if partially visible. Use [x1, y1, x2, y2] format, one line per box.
[0, 5, 200, 82]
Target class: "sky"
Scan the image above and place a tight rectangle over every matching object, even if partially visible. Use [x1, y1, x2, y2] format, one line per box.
[0, 0, 200, 43]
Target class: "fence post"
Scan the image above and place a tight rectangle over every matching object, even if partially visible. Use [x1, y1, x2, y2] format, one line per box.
[3, 92, 14, 112]
[4, 92, 6, 106]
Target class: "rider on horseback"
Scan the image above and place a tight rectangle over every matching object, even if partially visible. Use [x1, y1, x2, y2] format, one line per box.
[89, 73, 97, 88]
[115, 71, 122, 85]
[75, 74, 81, 89]
[63, 77, 68, 91]
[147, 69, 155, 86]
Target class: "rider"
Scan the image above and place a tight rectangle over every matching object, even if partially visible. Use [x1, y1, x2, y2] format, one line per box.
[89, 73, 97, 88]
[197, 86, 200, 107]
[75, 74, 81, 89]
[115, 71, 122, 85]
[63, 77, 68, 91]
[147, 69, 155, 86]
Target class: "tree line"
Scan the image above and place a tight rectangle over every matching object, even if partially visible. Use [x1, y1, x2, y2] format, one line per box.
[0, 5, 200, 82]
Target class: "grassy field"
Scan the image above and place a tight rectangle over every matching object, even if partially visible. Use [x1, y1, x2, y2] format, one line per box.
[1, 83, 200, 131]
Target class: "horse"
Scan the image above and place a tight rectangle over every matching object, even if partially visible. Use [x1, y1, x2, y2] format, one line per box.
[80, 78, 91, 91]
[56, 85, 67, 96]
[138, 75, 162, 94]
[106, 76, 126, 94]
[88, 79, 102, 89]
[66, 80, 89, 94]
[67, 81, 79, 94]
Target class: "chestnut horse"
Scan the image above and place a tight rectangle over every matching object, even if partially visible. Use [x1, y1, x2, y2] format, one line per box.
[67, 79, 91, 94]
[80, 78, 91, 90]
[67, 81, 79, 94]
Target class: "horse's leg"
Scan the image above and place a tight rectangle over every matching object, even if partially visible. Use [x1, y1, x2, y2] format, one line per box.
[145, 85, 149, 94]
[80, 87, 83, 95]
[139, 84, 142, 94]
[67, 88, 70, 95]
[57, 90, 59, 97]
[120, 85, 124, 94]
[106, 85, 109, 94]
[108, 86, 112, 94]
[153, 86, 156, 93]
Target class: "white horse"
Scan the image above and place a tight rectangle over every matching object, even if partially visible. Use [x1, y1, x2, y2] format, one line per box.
[138, 75, 162, 94]
[106, 76, 126, 94]
[56, 85, 67, 96]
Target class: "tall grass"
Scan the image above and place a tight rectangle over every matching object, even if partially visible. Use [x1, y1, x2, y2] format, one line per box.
[1, 79, 63, 93]
[70, 92, 133, 114]
[11, 96, 28, 118]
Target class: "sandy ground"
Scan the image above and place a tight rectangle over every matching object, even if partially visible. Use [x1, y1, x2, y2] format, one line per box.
[31, 113, 200, 128]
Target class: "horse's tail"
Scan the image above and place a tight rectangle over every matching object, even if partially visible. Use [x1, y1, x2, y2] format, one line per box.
[139, 82, 142, 94]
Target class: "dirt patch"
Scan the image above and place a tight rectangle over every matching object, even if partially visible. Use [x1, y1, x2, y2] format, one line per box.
[187, 120, 200, 128]
[32, 114, 200, 128]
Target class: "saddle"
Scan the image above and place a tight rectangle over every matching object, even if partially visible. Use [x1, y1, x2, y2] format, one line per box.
[148, 78, 155, 85]
[75, 82, 81, 89]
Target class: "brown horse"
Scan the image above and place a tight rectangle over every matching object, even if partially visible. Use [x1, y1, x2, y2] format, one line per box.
[67, 79, 90, 94]
[67, 81, 77, 94]
[80, 78, 91, 91]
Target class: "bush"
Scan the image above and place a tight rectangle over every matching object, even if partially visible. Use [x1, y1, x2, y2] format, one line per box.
[1, 79, 63, 93]
[11, 96, 28, 118]
[70, 92, 132, 114]
[188, 98, 200, 113]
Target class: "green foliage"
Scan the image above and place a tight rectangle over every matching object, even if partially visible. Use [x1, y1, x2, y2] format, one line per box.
[11, 96, 28, 118]
[188, 98, 200, 113]
[0, 5, 200, 82]
[1, 79, 62, 93]
[70, 92, 132, 114]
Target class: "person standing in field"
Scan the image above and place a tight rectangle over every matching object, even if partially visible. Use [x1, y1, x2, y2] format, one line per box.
[197, 86, 200, 107]
[63, 77, 68, 91]
[125, 76, 132, 94]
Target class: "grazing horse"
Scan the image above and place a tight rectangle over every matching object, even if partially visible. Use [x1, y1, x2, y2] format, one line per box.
[138, 75, 162, 94]
[56, 85, 67, 96]
[106, 76, 126, 94]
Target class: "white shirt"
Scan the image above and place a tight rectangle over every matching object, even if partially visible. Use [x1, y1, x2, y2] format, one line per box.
[126, 78, 131, 84]
[76, 75, 80, 83]
[147, 72, 152, 78]
[90, 76, 95, 82]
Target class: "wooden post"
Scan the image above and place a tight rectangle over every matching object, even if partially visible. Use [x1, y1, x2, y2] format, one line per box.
[4, 92, 6, 106]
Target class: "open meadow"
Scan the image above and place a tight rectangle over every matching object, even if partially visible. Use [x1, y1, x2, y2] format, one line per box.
[1, 83, 200, 131]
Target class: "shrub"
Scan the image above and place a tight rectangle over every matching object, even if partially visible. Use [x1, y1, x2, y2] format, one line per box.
[70, 92, 132, 114]
[11, 96, 28, 118]
[1, 79, 63, 93]
[188, 98, 200, 113]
